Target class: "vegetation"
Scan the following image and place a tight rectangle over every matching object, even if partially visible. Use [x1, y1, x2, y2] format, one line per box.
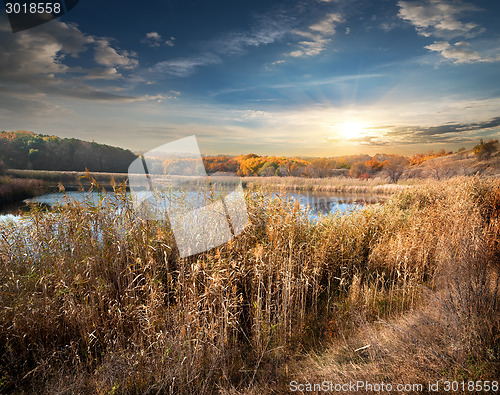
[1, 131, 498, 185]
[200, 153, 406, 178]
[7, 169, 128, 191]
[0, 177, 499, 393]
[408, 148, 452, 166]
[0, 131, 137, 173]
[474, 139, 499, 161]
[0, 177, 46, 207]
[0, 159, 47, 207]
[241, 175, 412, 194]
[203, 141, 496, 180]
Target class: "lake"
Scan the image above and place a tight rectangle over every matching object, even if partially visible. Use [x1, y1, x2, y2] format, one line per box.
[0, 190, 383, 223]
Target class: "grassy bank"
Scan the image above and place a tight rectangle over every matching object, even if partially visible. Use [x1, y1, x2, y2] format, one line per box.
[8, 170, 412, 195]
[0, 176, 47, 207]
[6, 169, 128, 191]
[242, 176, 412, 194]
[0, 177, 499, 393]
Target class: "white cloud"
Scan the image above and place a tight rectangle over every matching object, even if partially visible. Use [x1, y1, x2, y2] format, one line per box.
[151, 54, 221, 77]
[83, 67, 120, 80]
[309, 13, 343, 35]
[143, 31, 162, 47]
[379, 22, 399, 32]
[94, 39, 138, 69]
[165, 37, 176, 47]
[424, 40, 498, 63]
[0, 18, 93, 81]
[210, 13, 291, 55]
[150, 11, 292, 77]
[146, 32, 160, 40]
[397, 0, 500, 64]
[142, 32, 175, 47]
[398, 0, 483, 39]
[288, 13, 343, 58]
[0, 14, 148, 116]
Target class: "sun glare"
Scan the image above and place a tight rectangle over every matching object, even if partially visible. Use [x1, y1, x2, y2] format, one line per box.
[337, 121, 366, 140]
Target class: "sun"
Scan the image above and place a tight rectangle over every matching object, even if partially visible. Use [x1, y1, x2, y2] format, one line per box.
[337, 121, 366, 140]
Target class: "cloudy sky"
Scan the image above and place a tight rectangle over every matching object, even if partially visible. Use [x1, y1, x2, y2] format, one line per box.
[1, 0, 500, 156]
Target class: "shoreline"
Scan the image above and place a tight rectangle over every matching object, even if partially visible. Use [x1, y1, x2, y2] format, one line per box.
[1, 170, 411, 211]
[242, 176, 410, 194]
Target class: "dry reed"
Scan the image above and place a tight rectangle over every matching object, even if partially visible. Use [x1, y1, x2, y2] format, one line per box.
[0, 177, 499, 393]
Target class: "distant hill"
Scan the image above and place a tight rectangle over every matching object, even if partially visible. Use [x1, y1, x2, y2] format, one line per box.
[405, 145, 500, 179]
[0, 131, 137, 173]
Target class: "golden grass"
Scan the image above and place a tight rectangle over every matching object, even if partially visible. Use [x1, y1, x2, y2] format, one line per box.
[242, 176, 414, 194]
[6, 169, 128, 191]
[0, 176, 46, 207]
[0, 177, 499, 393]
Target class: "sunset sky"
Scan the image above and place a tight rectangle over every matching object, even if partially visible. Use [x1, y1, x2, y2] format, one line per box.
[1, 0, 500, 156]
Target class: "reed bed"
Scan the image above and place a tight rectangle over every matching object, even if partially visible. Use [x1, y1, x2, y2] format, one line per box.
[0, 176, 46, 207]
[6, 169, 128, 191]
[242, 176, 412, 194]
[0, 177, 499, 393]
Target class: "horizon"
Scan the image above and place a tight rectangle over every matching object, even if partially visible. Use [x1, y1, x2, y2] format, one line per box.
[1, 0, 500, 156]
[1, 128, 485, 159]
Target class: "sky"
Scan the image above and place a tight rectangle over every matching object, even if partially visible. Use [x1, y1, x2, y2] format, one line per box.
[1, 0, 500, 156]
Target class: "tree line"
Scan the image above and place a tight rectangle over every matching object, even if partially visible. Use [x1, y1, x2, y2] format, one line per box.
[0, 131, 137, 173]
[1, 131, 496, 180]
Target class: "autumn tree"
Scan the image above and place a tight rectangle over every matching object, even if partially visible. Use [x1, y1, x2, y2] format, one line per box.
[349, 162, 370, 178]
[382, 155, 409, 183]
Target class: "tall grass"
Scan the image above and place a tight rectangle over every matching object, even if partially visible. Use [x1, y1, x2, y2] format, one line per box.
[0, 177, 499, 393]
[0, 176, 46, 207]
[242, 176, 413, 194]
[6, 169, 128, 191]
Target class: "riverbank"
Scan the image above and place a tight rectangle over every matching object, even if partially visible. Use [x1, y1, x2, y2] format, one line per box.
[6, 169, 128, 191]
[242, 176, 412, 194]
[0, 176, 47, 208]
[6, 170, 411, 196]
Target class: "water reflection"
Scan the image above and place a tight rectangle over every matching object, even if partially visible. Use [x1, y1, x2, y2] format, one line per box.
[271, 191, 384, 217]
[0, 190, 384, 222]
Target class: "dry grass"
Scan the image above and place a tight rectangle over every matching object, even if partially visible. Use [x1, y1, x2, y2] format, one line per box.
[6, 169, 128, 191]
[242, 176, 413, 194]
[0, 176, 46, 207]
[0, 177, 499, 393]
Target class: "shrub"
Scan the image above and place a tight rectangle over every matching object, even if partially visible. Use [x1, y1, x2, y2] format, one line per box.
[473, 139, 498, 160]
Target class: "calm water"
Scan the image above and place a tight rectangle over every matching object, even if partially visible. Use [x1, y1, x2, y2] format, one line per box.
[0, 190, 382, 223]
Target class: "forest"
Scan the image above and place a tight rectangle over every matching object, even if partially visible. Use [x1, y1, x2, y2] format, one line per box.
[0, 131, 137, 173]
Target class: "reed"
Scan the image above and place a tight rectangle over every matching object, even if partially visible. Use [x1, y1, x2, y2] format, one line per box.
[0, 177, 499, 393]
[0, 176, 46, 207]
[242, 176, 414, 194]
[6, 169, 128, 191]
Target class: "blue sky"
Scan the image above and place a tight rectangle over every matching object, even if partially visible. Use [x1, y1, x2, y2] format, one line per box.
[1, 0, 500, 156]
